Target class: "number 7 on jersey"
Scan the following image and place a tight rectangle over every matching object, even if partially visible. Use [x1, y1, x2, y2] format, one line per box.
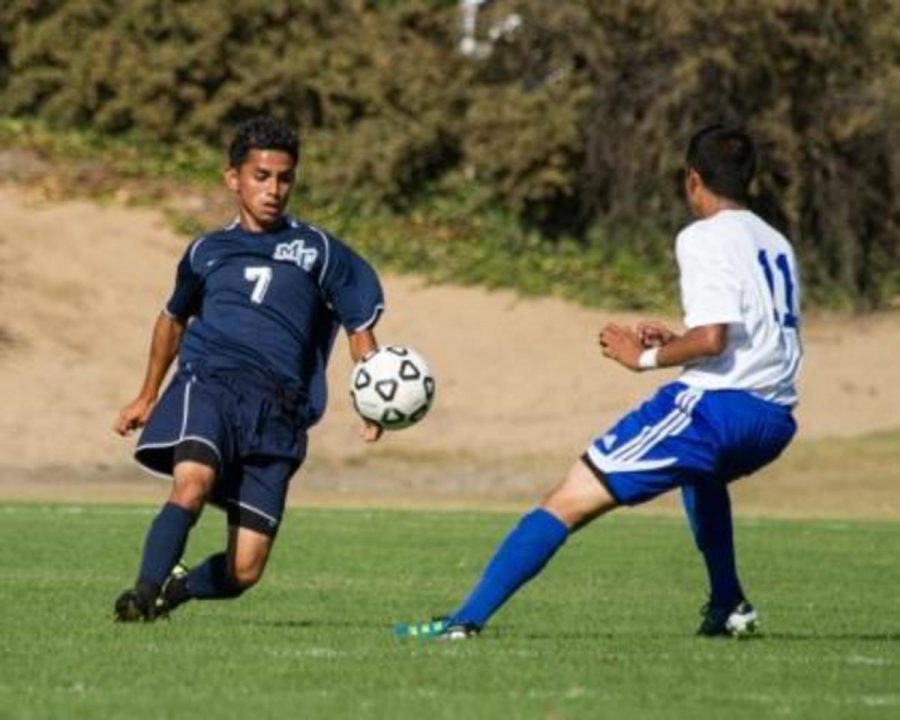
[244, 266, 272, 304]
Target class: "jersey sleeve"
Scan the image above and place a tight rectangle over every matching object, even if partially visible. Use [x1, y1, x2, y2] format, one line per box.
[319, 236, 385, 332]
[675, 224, 743, 328]
[164, 241, 204, 321]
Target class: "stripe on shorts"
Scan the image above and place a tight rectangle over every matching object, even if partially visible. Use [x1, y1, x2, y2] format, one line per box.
[588, 387, 704, 474]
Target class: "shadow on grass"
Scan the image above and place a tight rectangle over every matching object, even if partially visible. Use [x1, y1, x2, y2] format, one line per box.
[239, 618, 395, 630]
[765, 632, 900, 642]
[234, 616, 900, 643]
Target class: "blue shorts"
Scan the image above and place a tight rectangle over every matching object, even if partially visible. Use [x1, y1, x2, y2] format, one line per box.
[135, 363, 309, 535]
[582, 382, 796, 505]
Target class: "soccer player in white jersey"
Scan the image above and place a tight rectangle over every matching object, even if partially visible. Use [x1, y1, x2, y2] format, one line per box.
[395, 124, 802, 640]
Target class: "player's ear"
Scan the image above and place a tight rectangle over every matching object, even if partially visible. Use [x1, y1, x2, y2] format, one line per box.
[683, 168, 705, 215]
[224, 166, 240, 193]
[685, 167, 706, 202]
[685, 167, 702, 193]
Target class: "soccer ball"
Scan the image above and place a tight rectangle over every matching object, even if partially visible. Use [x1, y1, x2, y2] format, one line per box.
[350, 346, 435, 430]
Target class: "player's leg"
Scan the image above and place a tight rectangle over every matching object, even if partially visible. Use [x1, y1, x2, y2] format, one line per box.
[681, 480, 755, 635]
[228, 524, 274, 589]
[163, 453, 297, 610]
[400, 459, 617, 637]
[140, 456, 215, 581]
[115, 450, 217, 621]
[395, 382, 702, 640]
[116, 373, 231, 622]
[170, 524, 274, 605]
[682, 480, 743, 607]
[684, 390, 797, 636]
[164, 520, 276, 607]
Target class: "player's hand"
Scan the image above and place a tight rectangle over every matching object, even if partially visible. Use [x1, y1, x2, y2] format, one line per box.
[114, 395, 155, 436]
[636, 320, 678, 348]
[359, 419, 383, 443]
[598, 323, 643, 371]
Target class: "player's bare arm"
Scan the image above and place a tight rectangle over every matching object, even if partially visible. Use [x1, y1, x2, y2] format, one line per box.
[348, 328, 383, 443]
[114, 311, 185, 436]
[599, 322, 727, 372]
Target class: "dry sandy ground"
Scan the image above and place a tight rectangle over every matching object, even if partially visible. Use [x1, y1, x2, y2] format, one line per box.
[1, 186, 898, 517]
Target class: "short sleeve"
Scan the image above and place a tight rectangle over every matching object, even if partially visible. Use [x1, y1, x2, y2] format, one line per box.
[675, 224, 743, 328]
[164, 241, 204, 321]
[320, 236, 384, 332]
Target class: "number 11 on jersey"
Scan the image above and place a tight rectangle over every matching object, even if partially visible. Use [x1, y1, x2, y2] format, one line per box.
[757, 251, 798, 329]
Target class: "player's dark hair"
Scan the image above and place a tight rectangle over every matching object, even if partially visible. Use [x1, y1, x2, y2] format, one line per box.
[228, 116, 300, 168]
[685, 125, 756, 203]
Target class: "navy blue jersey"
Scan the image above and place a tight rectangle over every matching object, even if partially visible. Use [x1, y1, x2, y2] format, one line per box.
[165, 216, 383, 425]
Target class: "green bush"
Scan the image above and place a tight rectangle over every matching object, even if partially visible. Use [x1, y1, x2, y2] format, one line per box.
[1, 0, 897, 308]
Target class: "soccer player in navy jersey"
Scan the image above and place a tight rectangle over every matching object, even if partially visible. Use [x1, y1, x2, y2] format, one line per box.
[396, 125, 802, 640]
[113, 116, 385, 621]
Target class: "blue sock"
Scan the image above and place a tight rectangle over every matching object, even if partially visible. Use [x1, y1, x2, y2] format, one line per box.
[184, 553, 244, 600]
[137, 502, 196, 589]
[450, 508, 569, 628]
[681, 483, 744, 608]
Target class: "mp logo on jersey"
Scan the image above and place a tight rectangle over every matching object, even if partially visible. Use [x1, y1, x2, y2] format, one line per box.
[273, 239, 318, 271]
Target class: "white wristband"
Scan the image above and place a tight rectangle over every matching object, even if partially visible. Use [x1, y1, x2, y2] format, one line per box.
[638, 347, 660, 370]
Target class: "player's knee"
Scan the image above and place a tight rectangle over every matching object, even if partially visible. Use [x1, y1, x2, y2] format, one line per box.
[541, 495, 597, 531]
[169, 480, 210, 512]
[541, 460, 618, 530]
[170, 461, 216, 511]
[230, 557, 265, 589]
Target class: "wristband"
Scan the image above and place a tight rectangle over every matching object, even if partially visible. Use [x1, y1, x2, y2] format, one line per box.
[638, 347, 660, 370]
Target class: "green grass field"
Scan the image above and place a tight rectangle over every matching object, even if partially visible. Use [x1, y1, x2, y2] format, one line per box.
[1, 504, 897, 719]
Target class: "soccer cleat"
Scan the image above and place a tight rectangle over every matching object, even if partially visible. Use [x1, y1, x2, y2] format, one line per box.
[436, 623, 481, 641]
[697, 599, 758, 638]
[114, 587, 155, 622]
[113, 589, 144, 622]
[155, 562, 190, 618]
[393, 617, 450, 638]
[392, 617, 481, 641]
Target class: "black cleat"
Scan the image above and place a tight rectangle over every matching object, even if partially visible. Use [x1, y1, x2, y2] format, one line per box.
[697, 599, 758, 638]
[114, 588, 153, 622]
[113, 580, 162, 622]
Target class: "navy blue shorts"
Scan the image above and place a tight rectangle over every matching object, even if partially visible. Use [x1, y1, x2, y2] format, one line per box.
[135, 364, 309, 535]
[582, 382, 796, 505]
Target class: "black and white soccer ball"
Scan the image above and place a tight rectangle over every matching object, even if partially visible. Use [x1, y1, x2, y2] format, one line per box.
[350, 346, 435, 430]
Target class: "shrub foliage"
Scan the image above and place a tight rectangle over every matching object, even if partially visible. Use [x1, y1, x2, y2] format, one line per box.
[2, 0, 897, 307]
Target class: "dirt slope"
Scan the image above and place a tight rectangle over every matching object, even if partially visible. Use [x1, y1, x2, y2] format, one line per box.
[1, 186, 898, 514]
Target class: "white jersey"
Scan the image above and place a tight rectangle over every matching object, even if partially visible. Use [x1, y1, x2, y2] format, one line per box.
[675, 209, 802, 406]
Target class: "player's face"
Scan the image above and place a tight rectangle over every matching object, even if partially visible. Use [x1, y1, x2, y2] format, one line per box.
[226, 149, 297, 232]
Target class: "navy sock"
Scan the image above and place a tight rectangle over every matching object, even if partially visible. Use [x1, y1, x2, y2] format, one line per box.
[681, 483, 744, 608]
[184, 553, 244, 600]
[450, 508, 569, 628]
[137, 502, 196, 590]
